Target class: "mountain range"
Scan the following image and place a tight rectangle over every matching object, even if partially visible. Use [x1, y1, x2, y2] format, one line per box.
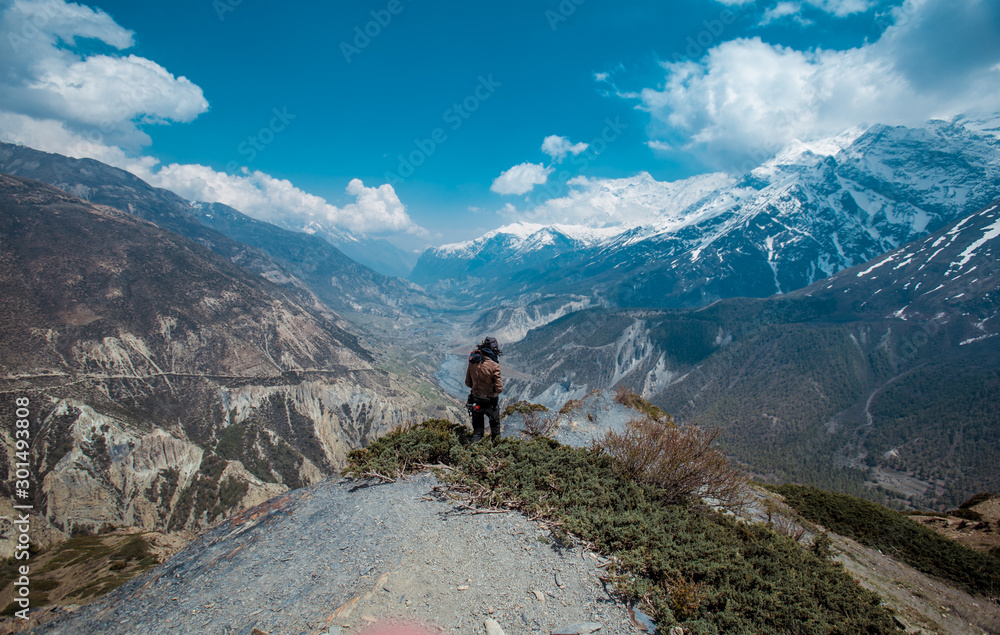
[3, 114, 999, 540]
[502, 196, 1000, 509]
[0, 142, 428, 319]
[415, 119, 1000, 319]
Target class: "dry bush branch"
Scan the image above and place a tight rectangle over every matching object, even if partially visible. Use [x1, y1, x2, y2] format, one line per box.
[764, 499, 807, 542]
[595, 418, 747, 512]
[522, 410, 559, 439]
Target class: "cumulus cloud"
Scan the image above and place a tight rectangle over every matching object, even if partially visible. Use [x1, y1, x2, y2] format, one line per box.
[634, 0, 1000, 171]
[761, 2, 813, 25]
[510, 171, 735, 228]
[490, 162, 553, 195]
[0, 0, 208, 150]
[0, 111, 423, 235]
[0, 0, 420, 237]
[148, 163, 420, 235]
[541, 135, 589, 162]
[806, 0, 873, 17]
[717, 0, 872, 17]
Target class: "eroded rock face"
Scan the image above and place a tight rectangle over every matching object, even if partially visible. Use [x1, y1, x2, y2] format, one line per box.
[0, 175, 441, 548]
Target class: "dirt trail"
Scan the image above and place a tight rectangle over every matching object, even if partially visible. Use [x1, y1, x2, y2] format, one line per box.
[27, 473, 641, 635]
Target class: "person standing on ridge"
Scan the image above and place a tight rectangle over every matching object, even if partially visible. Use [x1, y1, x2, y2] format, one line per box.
[465, 336, 503, 442]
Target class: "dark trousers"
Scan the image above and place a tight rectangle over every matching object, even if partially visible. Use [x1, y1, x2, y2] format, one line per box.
[469, 394, 500, 439]
[471, 410, 501, 439]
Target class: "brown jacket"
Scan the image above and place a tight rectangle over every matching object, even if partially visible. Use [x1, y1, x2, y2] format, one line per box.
[465, 357, 502, 398]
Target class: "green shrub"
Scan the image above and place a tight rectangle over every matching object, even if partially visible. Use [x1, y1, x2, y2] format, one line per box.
[949, 508, 983, 522]
[613, 386, 670, 422]
[501, 401, 548, 419]
[959, 492, 997, 509]
[775, 484, 1000, 597]
[344, 419, 468, 479]
[346, 422, 901, 633]
[559, 399, 583, 415]
[110, 535, 152, 562]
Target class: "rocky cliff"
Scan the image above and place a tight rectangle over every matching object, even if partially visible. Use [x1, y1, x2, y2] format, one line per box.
[0, 175, 448, 545]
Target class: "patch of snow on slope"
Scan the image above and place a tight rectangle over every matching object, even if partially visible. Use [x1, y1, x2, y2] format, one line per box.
[857, 254, 896, 277]
[953, 218, 1000, 269]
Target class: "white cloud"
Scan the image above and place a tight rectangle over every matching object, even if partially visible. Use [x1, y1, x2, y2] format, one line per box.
[510, 171, 735, 228]
[761, 2, 812, 25]
[143, 163, 420, 236]
[490, 162, 553, 195]
[634, 0, 1000, 171]
[0, 111, 157, 171]
[541, 135, 589, 162]
[805, 0, 873, 17]
[7, 0, 135, 50]
[0, 0, 421, 238]
[733, 0, 873, 20]
[0, 0, 207, 150]
[0, 112, 423, 235]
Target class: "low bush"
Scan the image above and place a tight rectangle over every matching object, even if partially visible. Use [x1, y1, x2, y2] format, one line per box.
[594, 418, 747, 512]
[613, 386, 669, 422]
[521, 409, 559, 439]
[775, 484, 1000, 597]
[559, 399, 583, 415]
[344, 419, 467, 479]
[346, 421, 901, 633]
[501, 401, 548, 419]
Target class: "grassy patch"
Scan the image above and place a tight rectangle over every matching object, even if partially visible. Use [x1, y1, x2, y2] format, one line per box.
[500, 401, 548, 420]
[348, 421, 900, 633]
[614, 386, 669, 423]
[66, 574, 133, 601]
[559, 399, 583, 415]
[775, 484, 1000, 597]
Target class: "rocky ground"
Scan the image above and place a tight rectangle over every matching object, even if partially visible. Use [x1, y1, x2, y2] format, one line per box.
[909, 495, 1000, 556]
[21, 473, 648, 635]
[832, 531, 1000, 635]
[9, 467, 1000, 635]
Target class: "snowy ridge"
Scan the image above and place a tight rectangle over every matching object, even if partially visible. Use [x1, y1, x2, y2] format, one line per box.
[799, 197, 1000, 332]
[413, 116, 1000, 307]
[434, 222, 626, 257]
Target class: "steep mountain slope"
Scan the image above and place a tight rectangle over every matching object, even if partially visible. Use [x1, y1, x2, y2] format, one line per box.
[295, 219, 418, 279]
[414, 119, 1000, 314]
[0, 175, 440, 539]
[0, 142, 421, 318]
[503, 198, 1000, 509]
[190, 201, 433, 316]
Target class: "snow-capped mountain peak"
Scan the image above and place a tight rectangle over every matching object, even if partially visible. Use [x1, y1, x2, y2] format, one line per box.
[413, 116, 1000, 308]
[435, 222, 626, 258]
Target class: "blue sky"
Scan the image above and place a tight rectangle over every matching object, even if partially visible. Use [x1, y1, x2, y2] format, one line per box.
[2, 0, 999, 251]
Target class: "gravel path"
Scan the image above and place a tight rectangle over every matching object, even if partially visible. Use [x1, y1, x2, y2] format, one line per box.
[30, 473, 643, 635]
